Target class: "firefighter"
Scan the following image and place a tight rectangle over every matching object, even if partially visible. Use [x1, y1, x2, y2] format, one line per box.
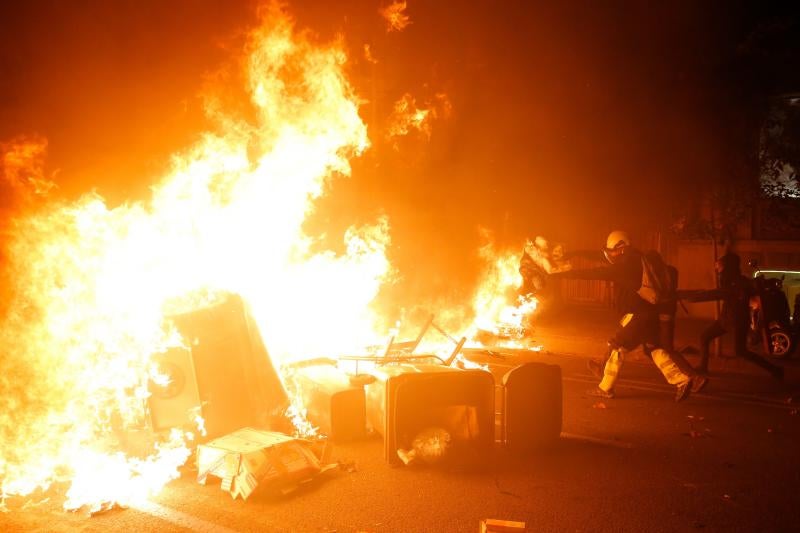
[552, 230, 707, 401]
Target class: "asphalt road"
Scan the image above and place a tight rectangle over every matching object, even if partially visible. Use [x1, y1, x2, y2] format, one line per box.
[3, 347, 799, 533]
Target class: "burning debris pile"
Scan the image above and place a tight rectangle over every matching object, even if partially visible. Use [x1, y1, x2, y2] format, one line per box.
[0, 4, 391, 513]
[0, 2, 558, 513]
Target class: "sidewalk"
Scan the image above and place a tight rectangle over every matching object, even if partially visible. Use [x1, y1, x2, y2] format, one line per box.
[531, 304, 798, 383]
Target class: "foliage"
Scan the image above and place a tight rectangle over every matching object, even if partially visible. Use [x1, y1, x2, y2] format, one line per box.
[760, 98, 800, 198]
[671, 7, 800, 241]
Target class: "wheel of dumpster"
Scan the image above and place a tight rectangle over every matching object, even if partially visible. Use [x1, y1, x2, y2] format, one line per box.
[769, 328, 793, 358]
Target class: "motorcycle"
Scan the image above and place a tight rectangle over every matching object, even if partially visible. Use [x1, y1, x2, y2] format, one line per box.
[749, 269, 797, 358]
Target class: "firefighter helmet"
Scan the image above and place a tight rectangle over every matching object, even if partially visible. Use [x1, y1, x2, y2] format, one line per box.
[605, 230, 631, 251]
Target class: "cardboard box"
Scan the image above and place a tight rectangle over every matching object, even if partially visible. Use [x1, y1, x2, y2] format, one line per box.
[196, 427, 331, 500]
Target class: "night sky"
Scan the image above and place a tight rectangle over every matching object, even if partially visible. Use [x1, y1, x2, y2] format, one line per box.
[1, 0, 797, 302]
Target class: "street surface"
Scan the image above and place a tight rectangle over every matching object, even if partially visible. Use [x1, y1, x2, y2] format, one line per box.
[2, 309, 800, 532]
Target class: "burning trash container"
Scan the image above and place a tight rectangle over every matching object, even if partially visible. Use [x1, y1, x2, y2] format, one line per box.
[364, 363, 495, 466]
[149, 294, 290, 440]
[147, 347, 203, 432]
[286, 360, 367, 442]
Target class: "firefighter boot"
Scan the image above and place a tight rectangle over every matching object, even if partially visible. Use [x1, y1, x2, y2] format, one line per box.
[588, 348, 625, 399]
[651, 348, 692, 402]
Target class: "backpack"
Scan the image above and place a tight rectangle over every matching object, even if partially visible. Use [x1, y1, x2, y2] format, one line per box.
[637, 250, 675, 305]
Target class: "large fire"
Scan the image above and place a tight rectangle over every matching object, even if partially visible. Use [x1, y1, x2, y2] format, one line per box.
[0, 3, 538, 513]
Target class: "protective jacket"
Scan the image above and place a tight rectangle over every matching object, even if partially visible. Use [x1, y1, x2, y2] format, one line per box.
[554, 247, 653, 315]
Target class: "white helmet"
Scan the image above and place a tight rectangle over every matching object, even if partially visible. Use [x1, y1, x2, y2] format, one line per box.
[605, 230, 631, 251]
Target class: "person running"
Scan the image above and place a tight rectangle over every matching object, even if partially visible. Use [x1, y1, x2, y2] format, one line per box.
[693, 253, 783, 380]
[553, 230, 707, 401]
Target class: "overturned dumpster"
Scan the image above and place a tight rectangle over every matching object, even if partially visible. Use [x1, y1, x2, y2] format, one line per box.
[364, 363, 495, 466]
[148, 294, 290, 441]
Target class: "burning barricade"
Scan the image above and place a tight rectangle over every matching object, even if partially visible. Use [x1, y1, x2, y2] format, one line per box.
[0, 0, 567, 513]
[0, 3, 390, 511]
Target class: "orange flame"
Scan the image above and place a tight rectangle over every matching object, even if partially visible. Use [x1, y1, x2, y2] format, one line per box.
[469, 240, 539, 345]
[406, 234, 543, 359]
[364, 44, 378, 64]
[0, 2, 543, 514]
[379, 1, 411, 33]
[0, 135, 56, 205]
[386, 92, 451, 147]
[0, 5, 390, 512]
[387, 93, 432, 140]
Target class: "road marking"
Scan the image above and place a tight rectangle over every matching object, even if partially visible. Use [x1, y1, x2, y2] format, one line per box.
[132, 500, 240, 533]
[565, 375, 795, 410]
[560, 432, 634, 449]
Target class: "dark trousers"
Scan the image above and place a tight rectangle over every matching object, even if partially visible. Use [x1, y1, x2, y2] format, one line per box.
[700, 319, 781, 375]
[628, 313, 698, 378]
